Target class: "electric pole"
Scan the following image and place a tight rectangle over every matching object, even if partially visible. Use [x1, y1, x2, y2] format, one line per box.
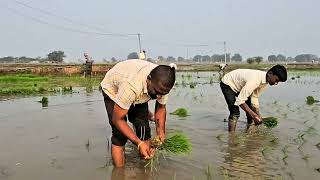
[224, 41, 227, 64]
[138, 33, 142, 53]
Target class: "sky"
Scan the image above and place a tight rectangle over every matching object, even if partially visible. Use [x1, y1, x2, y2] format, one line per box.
[1, 0, 320, 62]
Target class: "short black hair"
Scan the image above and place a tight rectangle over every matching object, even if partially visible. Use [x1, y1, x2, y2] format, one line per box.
[268, 64, 287, 82]
[149, 65, 176, 88]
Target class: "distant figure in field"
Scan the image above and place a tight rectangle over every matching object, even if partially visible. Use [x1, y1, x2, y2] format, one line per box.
[139, 50, 146, 60]
[84, 53, 94, 77]
[218, 63, 228, 80]
[220, 65, 287, 132]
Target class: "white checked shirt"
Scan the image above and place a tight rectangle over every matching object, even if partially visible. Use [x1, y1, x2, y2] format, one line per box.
[100, 59, 168, 110]
[222, 69, 268, 108]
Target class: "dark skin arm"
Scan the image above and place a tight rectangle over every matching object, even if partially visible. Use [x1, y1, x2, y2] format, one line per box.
[154, 101, 166, 142]
[239, 103, 262, 125]
[112, 104, 152, 159]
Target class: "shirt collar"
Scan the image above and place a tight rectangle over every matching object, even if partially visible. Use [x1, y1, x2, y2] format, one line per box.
[143, 76, 148, 94]
[262, 71, 267, 84]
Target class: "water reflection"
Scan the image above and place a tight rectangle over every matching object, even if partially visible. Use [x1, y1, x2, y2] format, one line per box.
[222, 132, 268, 179]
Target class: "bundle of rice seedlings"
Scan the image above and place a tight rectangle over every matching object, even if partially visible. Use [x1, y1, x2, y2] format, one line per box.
[38, 96, 48, 107]
[170, 108, 188, 117]
[162, 133, 192, 154]
[146, 132, 192, 171]
[262, 117, 278, 128]
[306, 96, 319, 105]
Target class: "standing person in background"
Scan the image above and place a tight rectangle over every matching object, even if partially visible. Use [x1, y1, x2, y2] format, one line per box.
[220, 65, 287, 132]
[139, 50, 146, 60]
[84, 52, 94, 77]
[101, 59, 176, 167]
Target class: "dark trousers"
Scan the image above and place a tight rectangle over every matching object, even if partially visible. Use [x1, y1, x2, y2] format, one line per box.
[220, 82, 253, 124]
[102, 91, 151, 146]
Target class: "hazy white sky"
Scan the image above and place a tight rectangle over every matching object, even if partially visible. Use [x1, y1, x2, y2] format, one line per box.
[1, 0, 319, 62]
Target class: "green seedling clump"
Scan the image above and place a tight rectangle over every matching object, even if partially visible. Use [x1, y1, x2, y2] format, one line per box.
[262, 117, 278, 128]
[147, 132, 192, 172]
[170, 108, 188, 117]
[162, 133, 192, 154]
[306, 96, 319, 105]
[39, 96, 48, 107]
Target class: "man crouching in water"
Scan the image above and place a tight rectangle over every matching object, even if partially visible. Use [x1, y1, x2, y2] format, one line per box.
[101, 59, 176, 167]
[220, 65, 287, 132]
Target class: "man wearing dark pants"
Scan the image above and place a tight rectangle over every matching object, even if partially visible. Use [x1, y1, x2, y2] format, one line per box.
[101, 59, 176, 167]
[220, 65, 287, 132]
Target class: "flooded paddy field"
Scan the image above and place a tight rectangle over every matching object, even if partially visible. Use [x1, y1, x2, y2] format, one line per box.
[0, 71, 320, 180]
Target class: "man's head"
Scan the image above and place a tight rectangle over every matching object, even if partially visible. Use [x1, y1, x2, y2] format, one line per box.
[146, 65, 176, 99]
[266, 64, 287, 86]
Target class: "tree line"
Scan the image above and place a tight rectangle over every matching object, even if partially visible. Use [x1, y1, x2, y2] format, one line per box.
[1, 51, 319, 64]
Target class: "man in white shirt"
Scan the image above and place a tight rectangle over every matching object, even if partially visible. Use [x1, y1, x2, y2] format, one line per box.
[101, 59, 176, 167]
[139, 50, 146, 60]
[220, 65, 287, 132]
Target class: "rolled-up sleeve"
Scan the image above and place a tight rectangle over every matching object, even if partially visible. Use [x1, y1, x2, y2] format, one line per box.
[235, 81, 259, 106]
[156, 94, 168, 105]
[114, 83, 136, 110]
[250, 85, 267, 108]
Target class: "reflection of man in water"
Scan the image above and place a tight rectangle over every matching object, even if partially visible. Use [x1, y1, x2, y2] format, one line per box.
[220, 65, 287, 132]
[100, 59, 176, 167]
[222, 133, 267, 179]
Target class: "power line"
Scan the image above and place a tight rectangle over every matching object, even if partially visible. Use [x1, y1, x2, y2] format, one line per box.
[13, 0, 136, 37]
[7, 7, 136, 38]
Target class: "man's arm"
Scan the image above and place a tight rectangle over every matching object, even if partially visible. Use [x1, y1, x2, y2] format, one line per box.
[154, 101, 166, 142]
[112, 104, 152, 158]
[239, 103, 262, 125]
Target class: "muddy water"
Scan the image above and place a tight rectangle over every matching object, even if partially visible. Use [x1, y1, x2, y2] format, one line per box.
[0, 71, 319, 180]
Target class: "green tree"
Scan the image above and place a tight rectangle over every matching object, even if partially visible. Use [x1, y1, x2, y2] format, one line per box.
[193, 55, 201, 62]
[268, 55, 277, 62]
[276, 54, 286, 62]
[111, 57, 117, 62]
[247, 58, 255, 64]
[231, 53, 242, 62]
[47, 50, 65, 63]
[167, 56, 176, 62]
[127, 52, 139, 59]
[177, 56, 185, 62]
[158, 56, 164, 61]
[202, 55, 211, 62]
[255, 56, 263, 64]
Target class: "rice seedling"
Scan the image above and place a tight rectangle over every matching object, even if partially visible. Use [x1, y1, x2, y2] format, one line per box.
[190, 82, 196, 88]
[62, 86, 73, 93]
[38, 96, 48, 107]
[282, 145, 289, 164]
[306, 96, 319, 105]
[170, 108, 188, 117]
[315, 168, 320, 173]
[260, 146, 271, 157]
[269, 137, 279, 143]
[222, 168, 230, 180]
[262, 117, 278, 128]
[302, 154, 310, 161]
[291, 77, 295, 80]
[216, 134, 224, 141]
[146, 132, 192, 172]
[316, 142, 320, 150]
[205, 164, 213, 180]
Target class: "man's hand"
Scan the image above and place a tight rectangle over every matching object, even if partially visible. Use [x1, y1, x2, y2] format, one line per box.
[138, 141, 153, 160]
[252, 114, 262, 125]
